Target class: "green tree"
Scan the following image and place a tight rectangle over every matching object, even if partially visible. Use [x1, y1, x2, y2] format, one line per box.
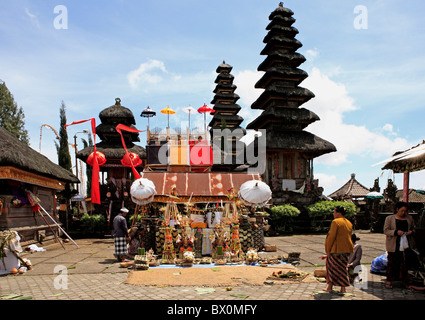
[0, 80, 29, 144]
[306, 201, 356, 219]
[55, 101, 72, 172]
[270, 204, 301, 233]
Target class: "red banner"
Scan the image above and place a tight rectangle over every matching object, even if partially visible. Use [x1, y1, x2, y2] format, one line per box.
[65, 118, 101, 204]
[115, 124, 143, 180]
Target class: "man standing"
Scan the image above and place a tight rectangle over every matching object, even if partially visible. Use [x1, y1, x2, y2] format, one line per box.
[113, 208, 130, 262]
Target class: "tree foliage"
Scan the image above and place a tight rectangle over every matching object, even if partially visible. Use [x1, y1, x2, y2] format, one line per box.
[56, 101, 72, 172]
[269, 204, 301, 234]
[0, 81, 29, 144]
[270, 204, 301, 218]
[306, 201, 356, 219]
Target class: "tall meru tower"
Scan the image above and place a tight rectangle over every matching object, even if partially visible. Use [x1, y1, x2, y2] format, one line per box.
[247, 2, 336, 205]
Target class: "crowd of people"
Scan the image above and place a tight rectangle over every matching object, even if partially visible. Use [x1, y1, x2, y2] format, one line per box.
[323, 201, 423, 293]
[110, 201, 424, 292]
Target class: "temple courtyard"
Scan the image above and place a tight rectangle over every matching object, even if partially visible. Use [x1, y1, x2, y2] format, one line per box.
[1, 231, 424, 302]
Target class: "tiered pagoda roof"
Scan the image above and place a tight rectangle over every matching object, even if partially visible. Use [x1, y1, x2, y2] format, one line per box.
[209, 61, 245, 132]
[209, 62, 246, 170]
[247, 2, 336, 158]
[77, 98, 146, 162]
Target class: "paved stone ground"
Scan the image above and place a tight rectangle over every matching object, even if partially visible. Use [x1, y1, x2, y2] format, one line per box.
[1, 231, 425, 302]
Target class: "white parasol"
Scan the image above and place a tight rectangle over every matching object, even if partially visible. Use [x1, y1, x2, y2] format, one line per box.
[366, 191, 384, 199]
[238, 180, 272, 207]
[130, 178, 157, 205]
[182, 105, 198, 132]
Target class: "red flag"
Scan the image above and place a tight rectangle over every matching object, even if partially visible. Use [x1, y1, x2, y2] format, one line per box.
[65, 118, 101, 205]
[115, 124, 143, 179]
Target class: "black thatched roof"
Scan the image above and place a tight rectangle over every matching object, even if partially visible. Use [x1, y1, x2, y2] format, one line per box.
[208, 103, 241, 112]
[215, 73, 234, 84]
[266, 15, 296, 30]
[247, 107, 319, 130]
[96, 123, 141, 142]
[213, 83, 237, 93]
[269, 2, 294, 20]
[211, 93, 240, 104]
[381, 141, 425, 173]
[77, 141, 146, 162]
[265, 130, 336, 157]
[209, 115, 244, 128]
[263, 25, 299, 43]
[0, 126, 79, 184]
[98, 98, 136, 125]
[251, 86, 315, 109]
[260, 37, 303, 55]
[216, 61, 233, 73]
[255, 67, 309, 87]
[258, 52, 306, 71]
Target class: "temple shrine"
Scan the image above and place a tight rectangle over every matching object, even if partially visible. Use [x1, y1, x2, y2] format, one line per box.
[69, 2, 335, 265]
[76, 98, 146, 218]
[209, 61, 246, 171]
[247, 2, 336, 206]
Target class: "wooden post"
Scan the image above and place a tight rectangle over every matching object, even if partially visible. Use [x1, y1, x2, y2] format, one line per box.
[403, 172, 409, 203]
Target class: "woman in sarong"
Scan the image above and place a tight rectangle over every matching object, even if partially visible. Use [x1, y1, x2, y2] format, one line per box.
[383, 201, 416, 289]
[322, 206, 354, 293]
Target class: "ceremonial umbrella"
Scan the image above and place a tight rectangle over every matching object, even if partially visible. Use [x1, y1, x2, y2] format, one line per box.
[130, 178, 157, 205]
[140, 106, 156, 128]
[197, 104, 215, 138]
[161, 106, 176, 128]
[366, 191, 384, 199]
[182, 105, 197, 132]
[238, 180, 272, 207]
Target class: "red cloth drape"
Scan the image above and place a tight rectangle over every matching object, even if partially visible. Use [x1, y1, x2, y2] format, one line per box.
[115, 124, 143, 180]
[65, 118, 101, 205]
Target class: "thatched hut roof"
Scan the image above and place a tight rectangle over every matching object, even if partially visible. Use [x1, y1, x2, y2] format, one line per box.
[381, 141, 425, 173]
[328, 173, 370, 200]
[0, 126, 79, 184]
[396, 189, 425, 203]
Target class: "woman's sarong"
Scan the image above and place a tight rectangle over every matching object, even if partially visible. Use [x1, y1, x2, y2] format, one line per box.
[326, 253, 350, 287]
[386, 251, 407, 282]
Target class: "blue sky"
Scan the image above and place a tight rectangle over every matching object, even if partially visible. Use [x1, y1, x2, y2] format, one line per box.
[1, 0, 425, 197]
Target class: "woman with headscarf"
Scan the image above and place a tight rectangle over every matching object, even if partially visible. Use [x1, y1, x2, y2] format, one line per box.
[322, 206, 354, 293]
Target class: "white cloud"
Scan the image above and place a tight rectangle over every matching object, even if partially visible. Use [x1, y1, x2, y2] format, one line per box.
[127, 59, 168, 89]
[381, 123, 398, 136]
[314, 173, 338, 193]
[233, 69, 263, 124]
[382, 123, 393, 133]
[305, 48, 319, 61]
[302, 68, 412, 166]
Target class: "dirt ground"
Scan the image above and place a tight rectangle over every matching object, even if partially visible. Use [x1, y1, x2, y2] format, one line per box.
[125, 264, 318, 287]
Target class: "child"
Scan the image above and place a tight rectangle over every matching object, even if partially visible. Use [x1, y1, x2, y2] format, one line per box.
[347, 234, 362, 283]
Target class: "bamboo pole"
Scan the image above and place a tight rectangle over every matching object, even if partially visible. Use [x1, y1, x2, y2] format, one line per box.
[38, 204, 79, 248]
[37, 209, 65, 250]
